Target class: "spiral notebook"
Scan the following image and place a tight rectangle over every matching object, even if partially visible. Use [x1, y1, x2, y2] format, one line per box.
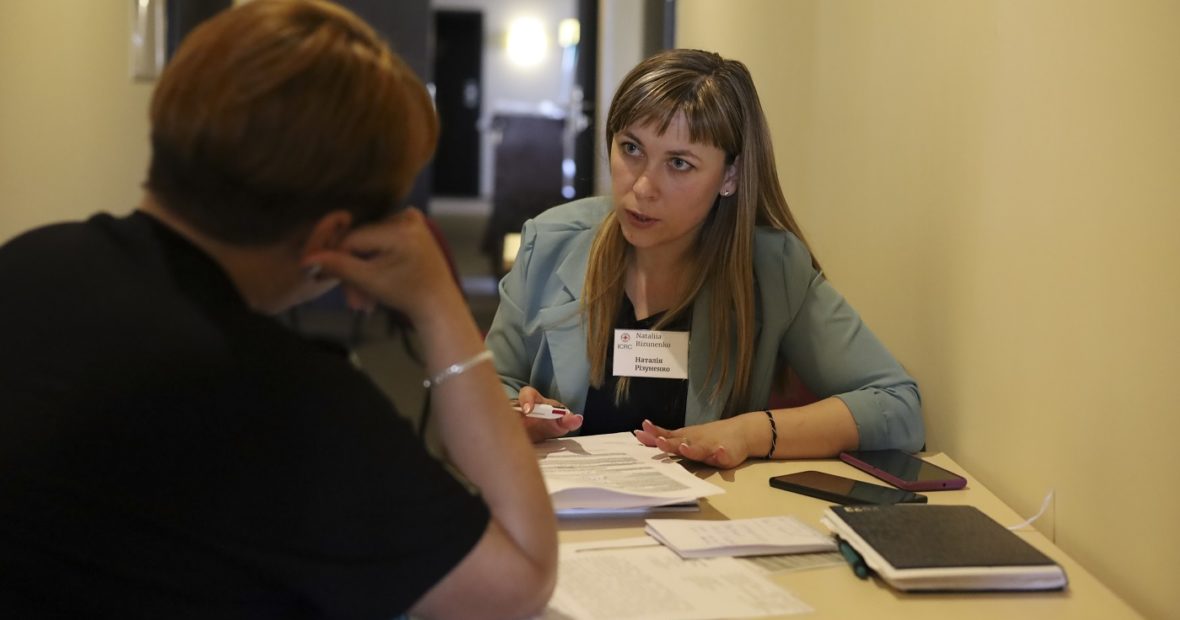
[821, 504, 1068, 592]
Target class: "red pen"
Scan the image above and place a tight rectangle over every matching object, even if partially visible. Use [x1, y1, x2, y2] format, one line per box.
[510, 403, 567, 419]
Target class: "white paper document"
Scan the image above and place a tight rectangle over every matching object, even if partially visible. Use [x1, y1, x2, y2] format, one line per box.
[740, 551, 846, 574]
[553, 502, 701, 519]
[541, 538, 813, 620]
[644, 515, 836, 559]
[535, 433, 724, 513]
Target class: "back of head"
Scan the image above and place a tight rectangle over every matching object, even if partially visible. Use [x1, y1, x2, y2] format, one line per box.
[145, 0, 437, 245]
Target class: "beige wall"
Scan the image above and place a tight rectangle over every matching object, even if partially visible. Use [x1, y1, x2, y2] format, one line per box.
[0, 2, 153, 242]
[678, 1, 1179, 618]
[4, 1, 1175, 616]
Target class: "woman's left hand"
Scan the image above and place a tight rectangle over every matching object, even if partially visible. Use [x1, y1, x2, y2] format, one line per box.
[634, 417, 757, 469]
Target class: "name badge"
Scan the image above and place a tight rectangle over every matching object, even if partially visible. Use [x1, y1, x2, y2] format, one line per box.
[612, 329, 690, 379]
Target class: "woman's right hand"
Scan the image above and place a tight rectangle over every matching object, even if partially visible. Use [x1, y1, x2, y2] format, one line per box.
[303, 207, 461, 325]
[516, 386, 583, 443]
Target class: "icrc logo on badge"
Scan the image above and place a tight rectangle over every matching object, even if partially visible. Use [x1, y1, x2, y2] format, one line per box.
[612, 329, 690, 379]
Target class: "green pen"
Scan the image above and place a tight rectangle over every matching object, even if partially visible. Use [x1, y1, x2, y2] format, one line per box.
[837, 538, 869, 579]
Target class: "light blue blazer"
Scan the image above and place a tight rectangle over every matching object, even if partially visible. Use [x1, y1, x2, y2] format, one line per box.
[485, 197, 924, 451]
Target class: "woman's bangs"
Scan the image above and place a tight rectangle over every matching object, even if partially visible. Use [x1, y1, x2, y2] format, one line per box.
[622, 94, 730, 152]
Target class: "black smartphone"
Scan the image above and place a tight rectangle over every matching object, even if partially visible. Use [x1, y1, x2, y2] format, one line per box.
[769, 470, 927, 505]
[839, 450, 967, 491]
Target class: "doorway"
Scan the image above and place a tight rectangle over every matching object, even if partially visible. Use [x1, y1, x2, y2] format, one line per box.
[431, 10, 483, 198]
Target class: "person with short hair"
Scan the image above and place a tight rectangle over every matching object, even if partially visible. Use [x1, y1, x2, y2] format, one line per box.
[487, 49, 924, 468]
[0, 1, 556, 617]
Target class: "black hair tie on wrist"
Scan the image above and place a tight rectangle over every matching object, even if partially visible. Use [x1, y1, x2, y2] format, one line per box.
[764, 410, 777, 459]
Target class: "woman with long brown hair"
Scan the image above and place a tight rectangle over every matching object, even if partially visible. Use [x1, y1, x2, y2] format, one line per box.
[487, 49, 923, 468]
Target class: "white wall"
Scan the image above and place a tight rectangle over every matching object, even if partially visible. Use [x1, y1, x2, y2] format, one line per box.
[593, 0, 646, 197]
[0, 2, 154, 242]
[431, 0, 577, 198]
[678, 1, 1180, 618]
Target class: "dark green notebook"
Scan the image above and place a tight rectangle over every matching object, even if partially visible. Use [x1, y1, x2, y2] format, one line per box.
[822, 504, 1068, 591]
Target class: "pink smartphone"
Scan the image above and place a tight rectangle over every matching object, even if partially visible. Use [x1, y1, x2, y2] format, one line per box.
[839, 450, 967, 491]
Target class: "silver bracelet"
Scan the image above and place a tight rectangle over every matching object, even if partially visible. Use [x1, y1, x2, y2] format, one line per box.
[422, 350, 494, 389]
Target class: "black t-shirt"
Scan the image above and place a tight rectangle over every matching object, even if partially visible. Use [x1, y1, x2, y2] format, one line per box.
[581, 296, 691, 434]
[0, 212, 489, 619]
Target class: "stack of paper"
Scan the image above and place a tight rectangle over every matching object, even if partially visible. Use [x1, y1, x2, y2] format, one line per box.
[542, 538, 814, 620]
[535, 432, 724, 516]
[644, 516, 836, 559]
